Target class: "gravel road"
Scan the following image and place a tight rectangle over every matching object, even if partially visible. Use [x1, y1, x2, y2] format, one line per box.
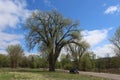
[79, 71, 120, 80]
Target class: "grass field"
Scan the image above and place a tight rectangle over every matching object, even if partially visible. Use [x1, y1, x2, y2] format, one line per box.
[0, 68, 111, 80]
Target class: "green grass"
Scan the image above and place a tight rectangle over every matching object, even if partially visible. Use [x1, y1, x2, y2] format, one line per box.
[0, 68, 111, 80]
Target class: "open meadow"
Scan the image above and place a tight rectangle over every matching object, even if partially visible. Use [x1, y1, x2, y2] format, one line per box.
[0, 68, 111, 80]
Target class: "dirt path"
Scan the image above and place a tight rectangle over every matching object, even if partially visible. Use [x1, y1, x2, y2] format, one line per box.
[79, 71, 120, 80]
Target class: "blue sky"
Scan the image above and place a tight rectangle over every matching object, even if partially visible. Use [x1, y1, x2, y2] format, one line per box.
[0, 0, 120, 57]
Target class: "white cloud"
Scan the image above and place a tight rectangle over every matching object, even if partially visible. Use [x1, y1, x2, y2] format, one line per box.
[24, 51, 39, 56]
[0, 0, 30, 31]
[82, 28, 111, 47]
[60, 28, 113, 57]
[82, 28, 116, 57]
[104, 5, 120, 14]
[93, 44, 114, 57]
[0, 31, 23, 41]
[0, 31, 24, 50]
[0, 0, 30, 54]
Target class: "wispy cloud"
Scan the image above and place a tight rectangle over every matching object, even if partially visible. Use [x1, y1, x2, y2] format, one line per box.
[104, 5, 120, 14]
[0, 31, 24, 49]
[102, 3, 107, 7]
[43, 0, 56, 9]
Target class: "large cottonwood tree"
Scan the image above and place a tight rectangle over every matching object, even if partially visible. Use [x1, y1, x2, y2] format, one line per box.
[24, 10, 80, 71]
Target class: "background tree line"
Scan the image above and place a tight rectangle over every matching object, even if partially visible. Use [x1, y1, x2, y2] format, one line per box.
[0, 44, 120, 74]
[0, 43, 91, 69]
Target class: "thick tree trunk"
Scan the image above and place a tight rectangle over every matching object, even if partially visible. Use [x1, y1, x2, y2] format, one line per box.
[49, 62, 55, 72]
[48, 52, 56, 72]
[48, 49, 60, 72]
[49, 57, 55, 72]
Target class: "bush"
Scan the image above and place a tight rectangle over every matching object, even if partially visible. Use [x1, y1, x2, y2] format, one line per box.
[64, 63, 73, 70]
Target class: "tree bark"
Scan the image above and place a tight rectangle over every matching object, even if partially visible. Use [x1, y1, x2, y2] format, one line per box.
[49, 62, 55, 71]
[48, 52, 55, 72]
[49, 57, 55, 72]
[48, 48, 60, 72]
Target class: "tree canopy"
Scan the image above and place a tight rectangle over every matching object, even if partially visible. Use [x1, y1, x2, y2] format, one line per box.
[24, 10, 81, 71]
[6, 44, 24, 68]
